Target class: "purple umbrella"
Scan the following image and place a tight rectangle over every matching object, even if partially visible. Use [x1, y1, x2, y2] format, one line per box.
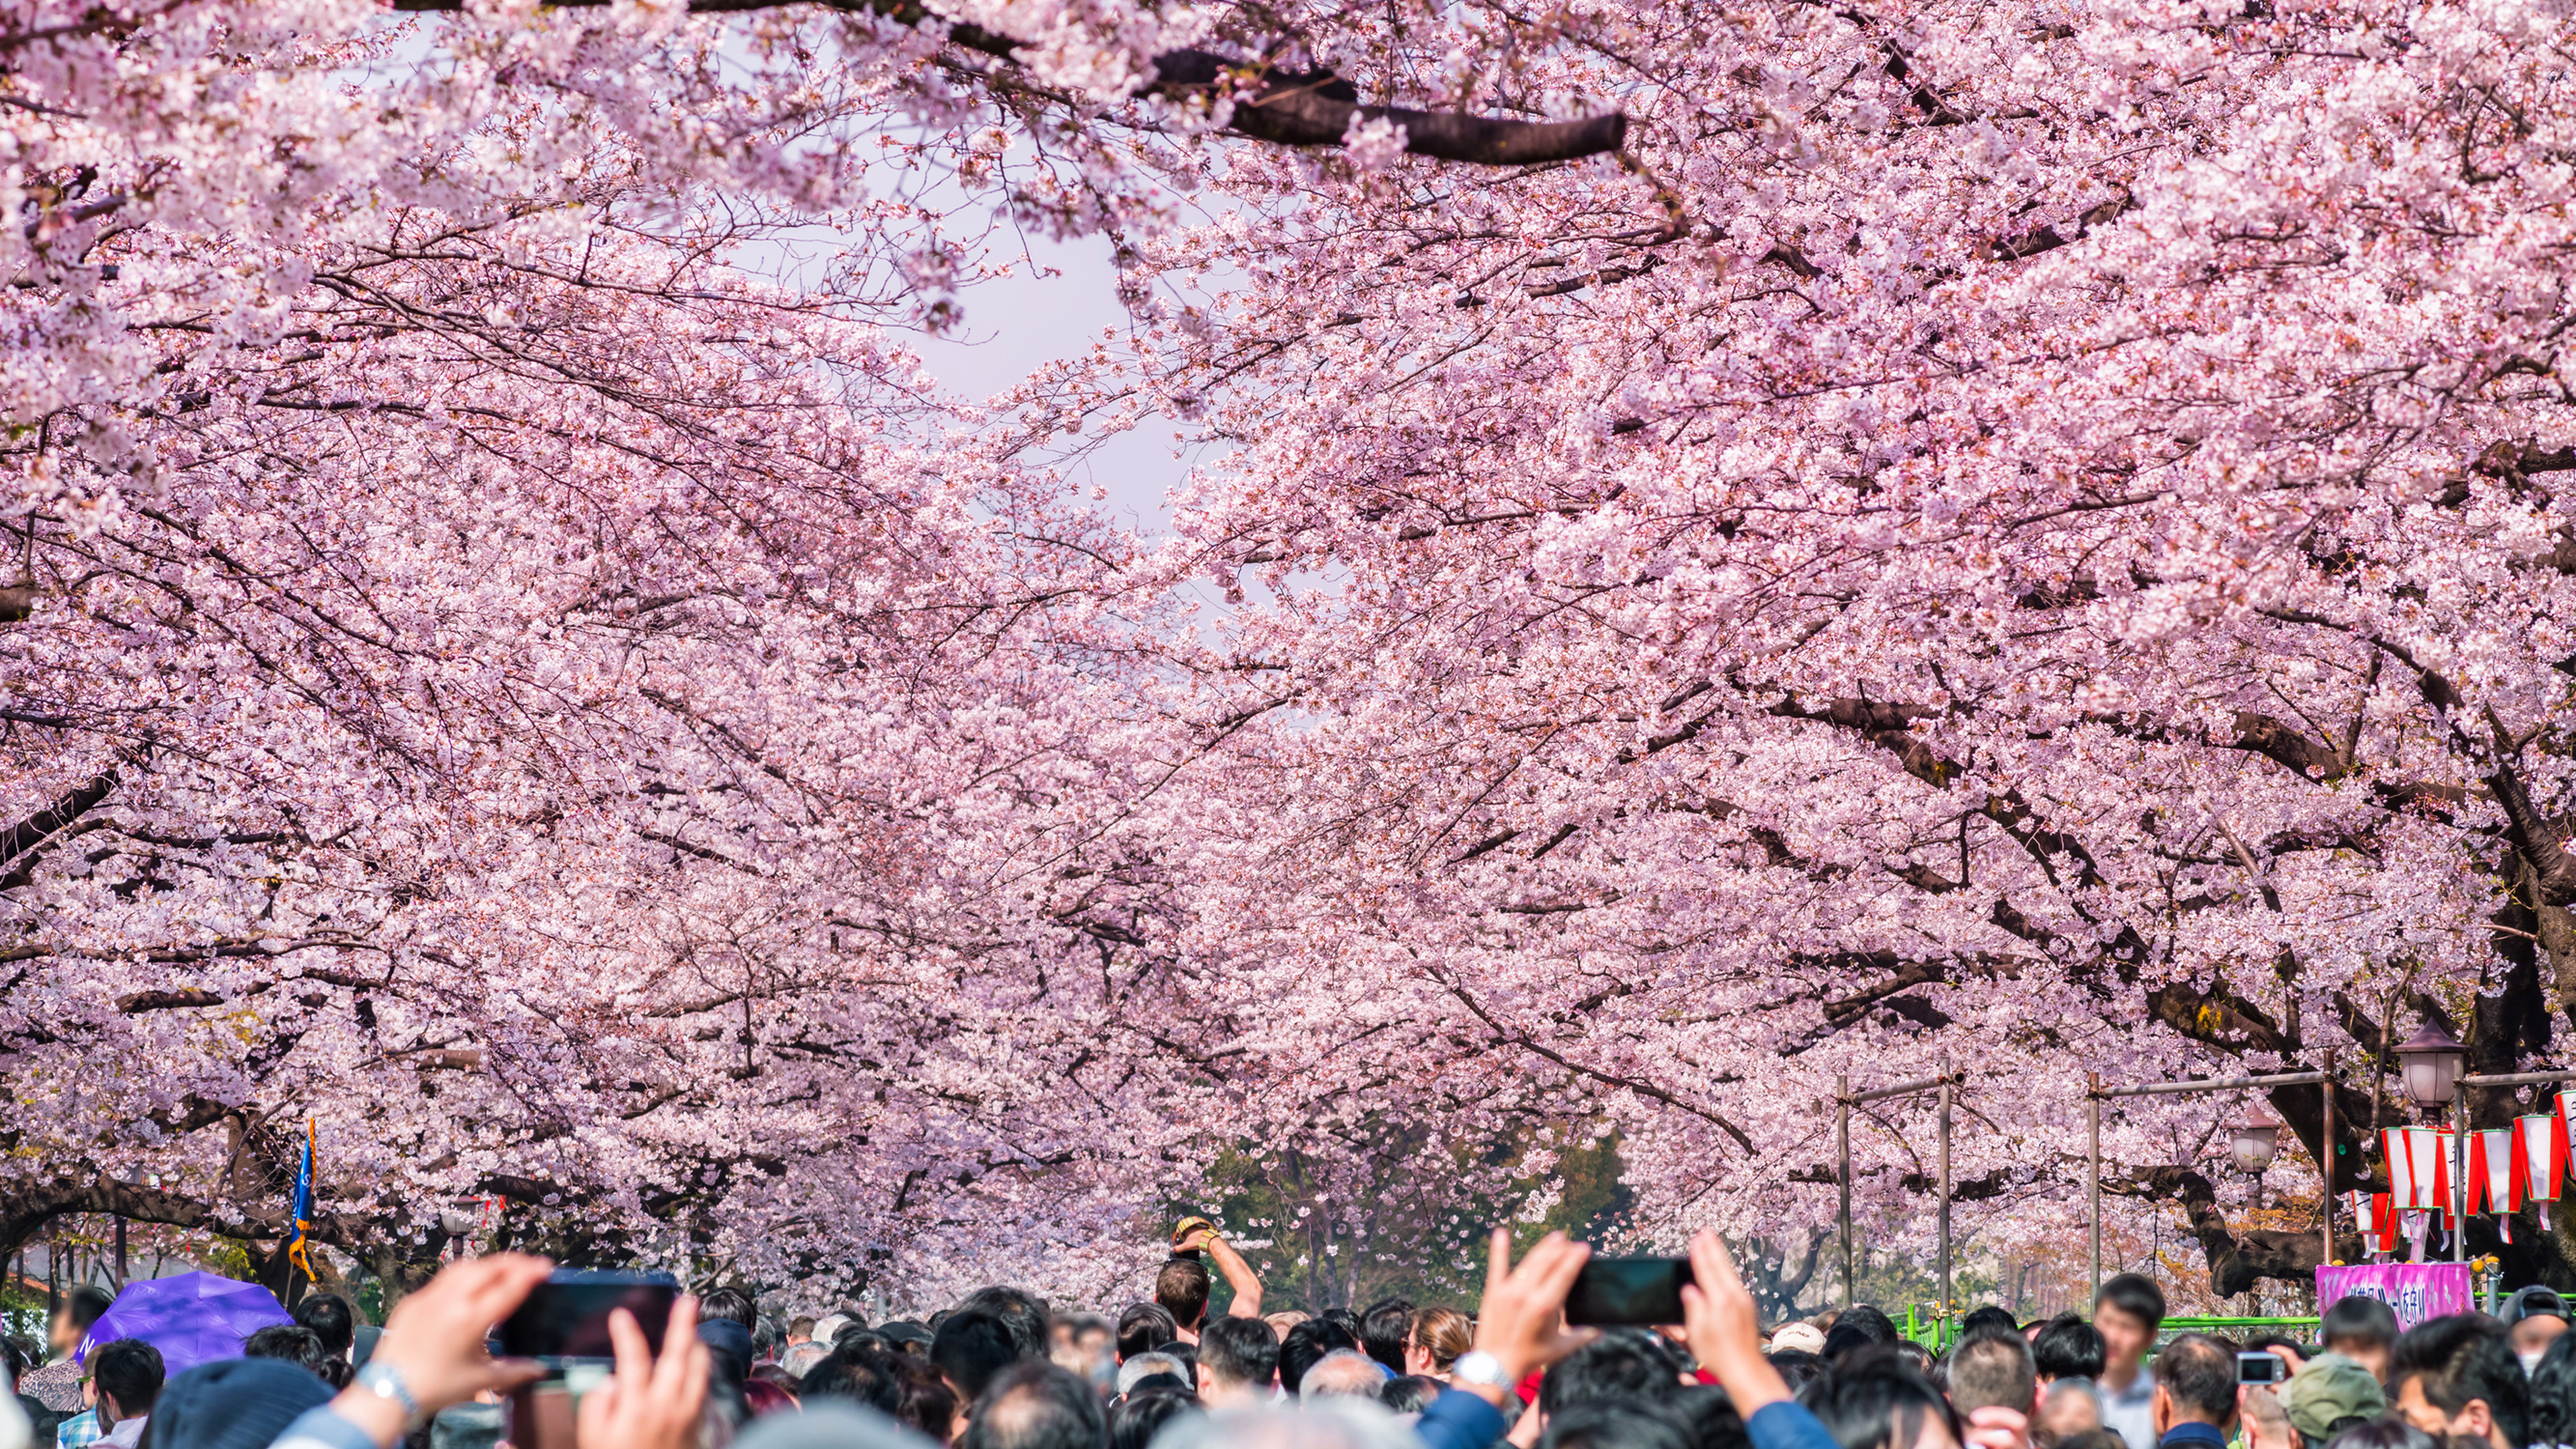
[79, 1271, 295, 1377]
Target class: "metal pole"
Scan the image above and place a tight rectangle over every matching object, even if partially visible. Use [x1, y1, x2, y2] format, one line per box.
[114, 1216, 125, 1291]
[2319, 1051, 2335, 1273]
[1939, 1054, 1953, 1335]
[2088, 1074, 2103, 1298]
[2454, 1075, 2468, 1264]
[1838, 1073, 1854, 1310]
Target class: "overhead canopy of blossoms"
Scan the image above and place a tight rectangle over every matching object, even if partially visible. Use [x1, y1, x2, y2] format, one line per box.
[13, 0, 2576, 1309]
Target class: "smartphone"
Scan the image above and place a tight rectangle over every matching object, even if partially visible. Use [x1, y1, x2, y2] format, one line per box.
[1565, 1256, 1694, 1326]
[2238, 1350, 2284, 1385]
[498, 1270, 679, 1362]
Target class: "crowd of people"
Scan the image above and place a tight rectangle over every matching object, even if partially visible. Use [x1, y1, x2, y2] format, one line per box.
[1, 1224, 2568, 1449]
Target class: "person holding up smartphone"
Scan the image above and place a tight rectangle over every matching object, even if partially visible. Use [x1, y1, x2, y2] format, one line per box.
[267, 1255, 708, 1449]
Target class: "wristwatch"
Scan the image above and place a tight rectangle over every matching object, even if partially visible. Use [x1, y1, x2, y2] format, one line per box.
[1452, 1350, 1513, 1389]
[355, 1360, 424, 1432]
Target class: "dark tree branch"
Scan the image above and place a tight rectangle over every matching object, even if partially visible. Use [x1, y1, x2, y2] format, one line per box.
[387, 0, 1628, 165]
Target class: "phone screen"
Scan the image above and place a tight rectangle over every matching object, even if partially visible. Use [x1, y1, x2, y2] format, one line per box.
[1565, 1257, 1694, 1326]
[498, 1272, 679, 1361]
[2237, 1351, 2284, 1385]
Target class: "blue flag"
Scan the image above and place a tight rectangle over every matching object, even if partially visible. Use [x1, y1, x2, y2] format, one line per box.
[285, 1119, 314, 1280]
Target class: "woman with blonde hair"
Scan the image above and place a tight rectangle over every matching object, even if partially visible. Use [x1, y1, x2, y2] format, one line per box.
[1404, 1307, 1474, 1381]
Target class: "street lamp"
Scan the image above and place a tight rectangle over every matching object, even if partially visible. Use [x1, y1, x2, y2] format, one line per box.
[2230, 1105, 2282, 1174]
[2396, 1023, 2467, 1107]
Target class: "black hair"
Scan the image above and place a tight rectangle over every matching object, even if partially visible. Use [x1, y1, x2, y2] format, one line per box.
[2529, 1330, 2576, 1449]
[1670, 1384, 1751, 1449]
[2322, 1421, 2440, 1449]
[804, 1349, 905, 1416]
[1799, 1347, 1958, 1449]
[2094, 1274, 2166, 1332]
[1278, 1320, 1358, 1401]
[1946, 1327, 2035, 1416]
[2032, 1314, 2106, 1381]
[1542, 1329, 1686, 1416]
[699, 1288, 758, 1330]
[1118, 1305, 1177, 1363]
[1381, 1376, 1442, 1414]
[2391, 1315, 2528, 1448]
[63, 1288, 114, 1334]
[1321, 1309, 1363, 1342]
[1359, 1297, 1415, 1376]
[1154, 1261, 1212, 1333]
[1108, 1387, 1200, 1449]
[890, 1350, 960, 1439]
[1197, 1316, 1278, 1393]
[92, 1339, 164, 1423]
[1958, 1307, 2019, 1339]
[1542, 1401, 1694, 1449]
[835, 1330, 892, 1359]
[958, 1288, 1052, 1362]
[932, 1310, 1023, 1405]
[243, 1325, 331, 1377]
[291, 1293, 356, 1356]
[962, 1360, 1108, 1449]
[2150, 1334, 2237, 1425]
[2322, 1297, 2400, 1352]
[1893, 1342, 1932, 1376]
[1822, 1305, 1900, 1364]
[1766, 1350, 1826, 1395]
[1154, 1342, 1198, 1387]
[2055, 1433, 2134, 1449]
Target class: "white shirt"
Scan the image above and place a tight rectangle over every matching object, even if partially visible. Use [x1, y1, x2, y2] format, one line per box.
[100, 1416, 146, 1449]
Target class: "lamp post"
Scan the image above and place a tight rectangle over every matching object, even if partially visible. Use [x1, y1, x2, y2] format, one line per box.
[2395, 1024, 2468, 1264]
[2231, 1105, 2282, 1176]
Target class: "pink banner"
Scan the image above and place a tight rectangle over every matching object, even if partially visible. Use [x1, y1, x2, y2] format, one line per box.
[2316, 1263, 2473, 1331]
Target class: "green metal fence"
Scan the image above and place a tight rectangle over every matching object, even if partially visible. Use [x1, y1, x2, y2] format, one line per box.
[1900, 1308, 2321, 1351]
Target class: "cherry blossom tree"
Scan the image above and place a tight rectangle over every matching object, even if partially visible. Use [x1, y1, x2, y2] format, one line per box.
[1101, 0, 2576, 1294]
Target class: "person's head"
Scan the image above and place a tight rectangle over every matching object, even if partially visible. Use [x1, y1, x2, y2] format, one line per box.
[1946, 1327, 2037, 1418]
[1200, 1315, 1281, 1406]
[242, 1325, 331, 1378]
[1153, 1400, 1422, 1449]
[1117, 1352, 1186, 1399]
[961, 1360, 1108, 1449]
[1156, 1261, 1214, 1334]
[788, 1317, 817, 1345]
[2039, 1379, 2102, 1441]
[1279, 1321, 1360, 1401]
[1379, 1377, 1440, 1416]
[1119, 1305, 1179, 1362]
[1958, 1308, 2018, 1340]
[143, 1355, 334, 1449]
[701, 1288, 758, 1331]
[2505, 1288, 2571, 1371]
[2032, 1314, 2106, 1384]
[959, 1288, 1052, 1362]
[90, 1338, 163, 1427]
[2321, 1298, 2399, 1383]
[1266, 1312, 1312, 1340]
[52, 1288, 112, 1356]
[2531, 1330, 2576, 1449]
[932, 1310, 1022, 1405]
[2320, 1419, 2439, 1449]
[782, 1341, 834, 1379]
[1669, 1383, 1751, 1449]
[1541, 1400, 1694, 1449]
[802, 1351, 905, 1416]
[1766, 1350, 1825, 1395]
[2150, 1334, 2238, 1434]
[2093, 1275, 2166, 1375]
[2282, 1353, 2388, 1447]
[1542, 1330, 1685, 1416]
[2389, 1315, 2526, 1449]
[1799, 1347, 1959, 1449]
[2241, 1385, 2298, 1449]
[1299, 1351, 1387, 1401]
[2055, 1432, 2132, 1449]
[290, 1294, 355, 1358]
[1821, 1306, 1900, 1365]
[888, 1351, 961, 1440]
[1769, 1324, 1827, 1357]
[1110, 1388, 1202, 1449]
[1406, 1309, 1472, 1378]
[1357, 1299, 1413, 1376]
